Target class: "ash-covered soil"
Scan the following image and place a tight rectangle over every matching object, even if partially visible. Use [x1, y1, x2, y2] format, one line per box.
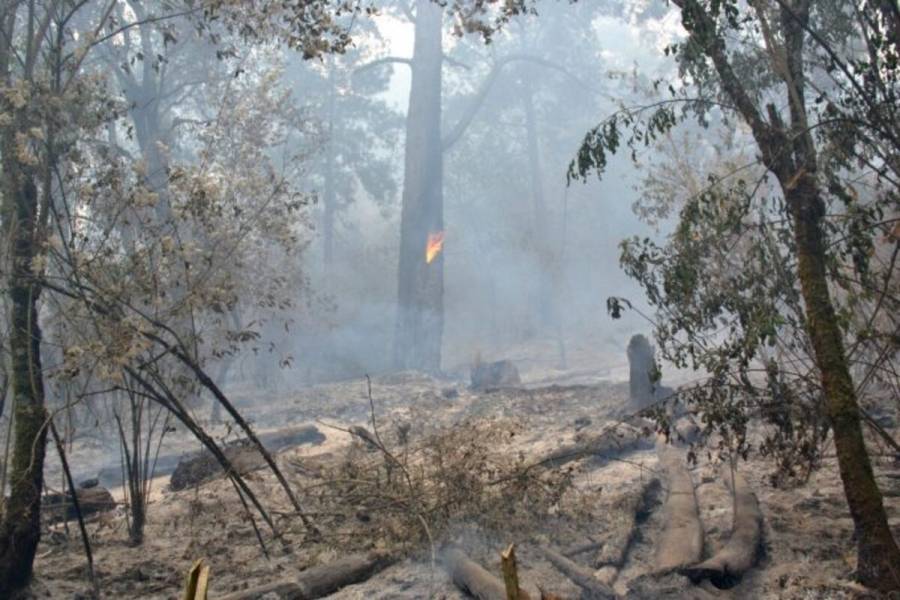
[28, 365, 900, 600]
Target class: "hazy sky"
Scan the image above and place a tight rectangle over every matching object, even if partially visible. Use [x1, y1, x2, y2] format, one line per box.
[371, 6, 685, 111]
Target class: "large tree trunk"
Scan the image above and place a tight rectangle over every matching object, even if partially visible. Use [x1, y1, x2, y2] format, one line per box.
[393, 0, 444, 372]
[788, 174, 900, 590]
[523, 90, 567, 368]
[124, 1, 172, 222]
[522, 88, 554, 330]
[0, 132, 48, 594]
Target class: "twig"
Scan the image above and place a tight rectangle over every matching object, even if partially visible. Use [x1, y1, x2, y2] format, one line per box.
[362, 376, 435, 566]
[417, 512, 436, 574]
[365, 374, 384, 448]
[229, 477, 269, 559]
[49, 421, 100, 599]
[861, 408, 900, 456]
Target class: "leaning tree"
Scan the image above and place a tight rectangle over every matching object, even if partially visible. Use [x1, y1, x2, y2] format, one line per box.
[566, 0, 900, 591]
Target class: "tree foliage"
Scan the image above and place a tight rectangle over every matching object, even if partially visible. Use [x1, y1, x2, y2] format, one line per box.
[568, 0, 900, 589]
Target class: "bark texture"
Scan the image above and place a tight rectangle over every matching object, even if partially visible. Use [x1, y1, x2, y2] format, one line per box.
[654, 444, 703, 574]
[673, 0, 900, 589]
[218, 552, 395, 600]
[0, 124, 48, 594]
[680, 466, 761, 588]
[787, 174, 900, 589]
[393, 0, 445, 372]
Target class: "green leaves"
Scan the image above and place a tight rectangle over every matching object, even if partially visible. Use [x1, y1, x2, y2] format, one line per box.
[568, 104, 682, 182]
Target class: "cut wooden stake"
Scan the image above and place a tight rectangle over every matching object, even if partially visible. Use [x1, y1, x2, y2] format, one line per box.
[195, 561, 210, 600]
[183, 558, 210, 600]
[444, 546, 533, 600]
[501, 544, 522, 600]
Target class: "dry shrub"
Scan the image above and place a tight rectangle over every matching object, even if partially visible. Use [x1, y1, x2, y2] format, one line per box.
[301, 417, 575, 555]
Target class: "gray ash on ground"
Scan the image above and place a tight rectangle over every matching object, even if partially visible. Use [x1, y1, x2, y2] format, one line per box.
[31, 370, 900, 599]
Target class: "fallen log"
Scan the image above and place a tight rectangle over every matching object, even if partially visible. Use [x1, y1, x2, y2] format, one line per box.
[563, 539, 604, 558]
[679, 466, 762, 589]
[218, 551, 394, 600]
[654, 445, 703, 574]
[595, 477, 660, 577]
[443, 546, 531, 600]
[471, 360, 521, 390]
[538, 422, 649, 469]
[91, 425, 325, 487]
[539, 547, 616, 599]
[170, 424, 325, 491]
[44, 486, 116, 524]
[490, 423, 650, 486]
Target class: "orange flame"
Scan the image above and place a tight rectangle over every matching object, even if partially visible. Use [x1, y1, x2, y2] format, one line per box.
[425, 231, 445, 264]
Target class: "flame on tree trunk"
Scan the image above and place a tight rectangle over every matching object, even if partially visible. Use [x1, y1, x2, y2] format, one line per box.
[393, 0, 444, 373]
[425, 231, 445, 264]
[390, 4, 575, 373]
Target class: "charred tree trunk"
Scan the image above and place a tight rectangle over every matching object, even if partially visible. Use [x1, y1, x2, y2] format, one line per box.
[0, 128, 48, 595]
[393, 0, 444, 373]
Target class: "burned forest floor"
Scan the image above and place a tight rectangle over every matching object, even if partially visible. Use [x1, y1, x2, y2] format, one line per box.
[26, 355, 900, 600]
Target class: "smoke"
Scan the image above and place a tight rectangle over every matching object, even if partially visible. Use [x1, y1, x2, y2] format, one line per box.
[253, 1, 680, 388]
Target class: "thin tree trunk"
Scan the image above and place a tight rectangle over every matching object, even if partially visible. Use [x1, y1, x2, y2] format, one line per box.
[323, 58, 337, 266]
[788, 174, 900, 590]
[129, 395, 146, 544]
[780, 1, 900, 587]
[673, 0, 900, 588]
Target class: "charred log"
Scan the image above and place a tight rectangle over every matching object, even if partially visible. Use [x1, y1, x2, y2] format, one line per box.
[539, 547, 616, 599]
[443, 546, 518, 600]
[43, 487, 115, 524]
[471, 360, 521, 391]
[218, 551, 395, 600]
[169, 425, 324, 491]
[525, 422, 649, 471]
